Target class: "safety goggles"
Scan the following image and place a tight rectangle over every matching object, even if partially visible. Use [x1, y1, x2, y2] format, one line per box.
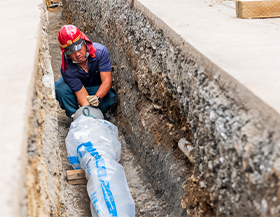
[64, 39, 85, 56]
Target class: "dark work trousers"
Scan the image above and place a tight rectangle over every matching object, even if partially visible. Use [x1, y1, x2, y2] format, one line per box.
[55, 78, 115, 118]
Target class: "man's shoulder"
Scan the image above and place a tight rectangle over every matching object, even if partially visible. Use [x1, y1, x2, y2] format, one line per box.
[92, 42, 106, 50]
[92, 42, 108, 55]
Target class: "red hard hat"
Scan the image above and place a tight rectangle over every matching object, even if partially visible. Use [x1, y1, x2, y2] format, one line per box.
[57, 25, 97, 72]
[57, 25, 81, 49]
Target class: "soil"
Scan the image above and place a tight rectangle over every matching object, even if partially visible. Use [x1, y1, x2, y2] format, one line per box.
[47, 5, 167, 217]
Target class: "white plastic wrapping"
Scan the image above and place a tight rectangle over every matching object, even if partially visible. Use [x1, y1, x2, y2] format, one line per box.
[86, 158, 135, 217]
[65, 115, 135, 217]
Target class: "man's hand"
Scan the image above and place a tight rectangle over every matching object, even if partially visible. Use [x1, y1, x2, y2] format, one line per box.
[87, 95, 100, 107]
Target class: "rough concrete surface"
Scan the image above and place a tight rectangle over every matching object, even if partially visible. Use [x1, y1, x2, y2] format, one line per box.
[62, 0, 280, 216]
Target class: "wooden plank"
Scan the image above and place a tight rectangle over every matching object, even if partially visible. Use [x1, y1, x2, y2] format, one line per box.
[236, 0, 280, 18]
[66, 169, 86, 180]
[68, 179, 87, 185]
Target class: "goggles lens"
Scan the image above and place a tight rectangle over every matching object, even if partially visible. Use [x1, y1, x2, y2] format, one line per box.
[65, 40, 85, 55]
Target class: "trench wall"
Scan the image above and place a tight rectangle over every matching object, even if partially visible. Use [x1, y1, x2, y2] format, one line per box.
[63, 0, 280, 216]
[25, 5, 63, 217]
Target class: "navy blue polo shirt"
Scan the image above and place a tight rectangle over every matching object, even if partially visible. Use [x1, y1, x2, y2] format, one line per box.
[61, 42, 112, 92]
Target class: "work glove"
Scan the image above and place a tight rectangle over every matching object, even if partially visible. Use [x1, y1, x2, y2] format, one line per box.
[87, 95, 100, 107]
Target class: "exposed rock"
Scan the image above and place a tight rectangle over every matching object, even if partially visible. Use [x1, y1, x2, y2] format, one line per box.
[178, 138, 195, 164]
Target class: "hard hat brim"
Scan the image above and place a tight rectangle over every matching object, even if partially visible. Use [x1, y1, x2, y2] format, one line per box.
[64, 39, 84, 56]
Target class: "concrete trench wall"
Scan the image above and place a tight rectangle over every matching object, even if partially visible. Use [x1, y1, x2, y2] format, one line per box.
[62, 0, 280, 216]
[26, 5, 63, 217]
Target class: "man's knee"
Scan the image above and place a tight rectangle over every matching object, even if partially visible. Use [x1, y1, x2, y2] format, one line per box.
[98, 90, 115, 113]
[55, 78, 71, 97]
[106, 89, 115, 106]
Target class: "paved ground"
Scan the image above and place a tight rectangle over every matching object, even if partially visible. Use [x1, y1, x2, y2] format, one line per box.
[139, 0, 280, 114]
[0, 0, 42, 216]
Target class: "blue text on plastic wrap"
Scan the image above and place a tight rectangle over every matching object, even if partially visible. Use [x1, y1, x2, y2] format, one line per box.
[68, 156, 81, 169]
[77, 141, 118, 217]
[90, 191, 101, 214]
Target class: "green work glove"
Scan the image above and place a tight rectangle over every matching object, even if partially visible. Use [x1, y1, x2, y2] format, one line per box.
[87, 95, 100, 107]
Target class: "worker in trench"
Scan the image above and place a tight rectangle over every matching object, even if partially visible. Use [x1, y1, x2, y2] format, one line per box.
[55, 25, 115, 118]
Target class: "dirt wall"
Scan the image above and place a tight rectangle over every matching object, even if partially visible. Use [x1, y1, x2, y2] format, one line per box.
[26, 5, 63, 216]
[62, 0, 280, 216]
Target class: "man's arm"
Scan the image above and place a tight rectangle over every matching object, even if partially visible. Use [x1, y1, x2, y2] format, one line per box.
[75, 86, 90, 107]
[75, 71, 112, 107]
[95, 71, 113, 99]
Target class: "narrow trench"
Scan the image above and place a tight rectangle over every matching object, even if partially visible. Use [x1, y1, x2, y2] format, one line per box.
[47, 5, 167, 217]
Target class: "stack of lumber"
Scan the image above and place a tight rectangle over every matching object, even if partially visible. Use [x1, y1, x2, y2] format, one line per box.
[236, 0, 280, 18]
[66, 169, 87, 185]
